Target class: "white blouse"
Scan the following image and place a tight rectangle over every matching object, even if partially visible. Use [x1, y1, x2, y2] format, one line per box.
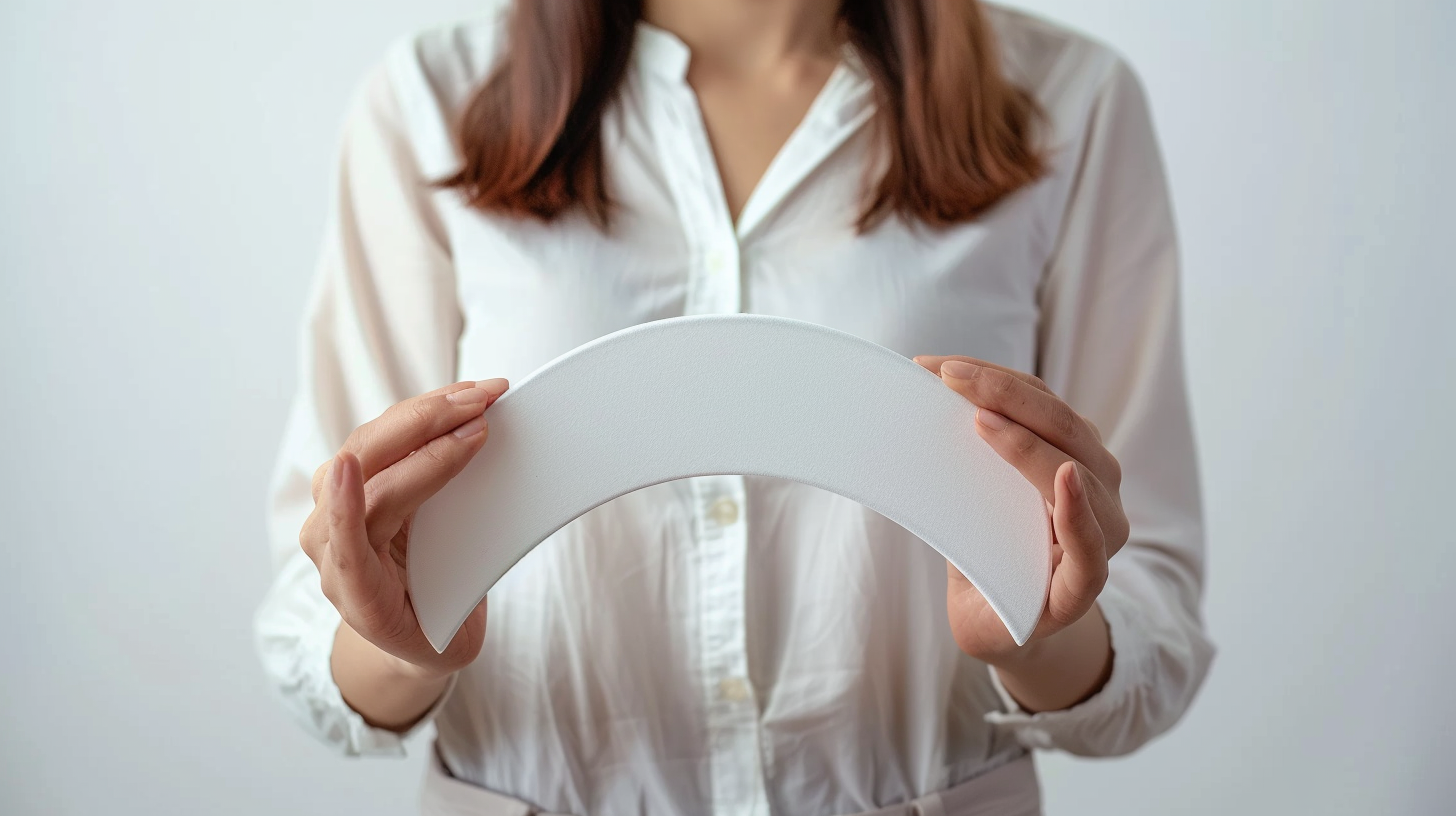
[254, 3, 1215, 814]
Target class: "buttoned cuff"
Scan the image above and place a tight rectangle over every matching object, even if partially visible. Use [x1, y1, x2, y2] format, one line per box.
[982, 584, 1147, 752]
[301, 608, 459, 756]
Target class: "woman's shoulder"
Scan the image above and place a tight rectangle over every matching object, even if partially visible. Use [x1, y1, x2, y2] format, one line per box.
[982, 3, 1139, 124]
[367, 2, 513, 177]
[381, 2, 511, 110]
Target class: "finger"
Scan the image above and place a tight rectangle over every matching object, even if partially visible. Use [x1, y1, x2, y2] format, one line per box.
[298, 508, 324, 566]
[311, 460, 331, 504]
[945, 558, 974, 593]
[913, 355, 1051, 393]
[363, 409, 492, 542]
[918, 354, 1111, 472]
[972, 406, 1072, 502]
[1045, 462, 1107, 629]
[337, 378, 508, 485]
[973, 404, 1122, 534]
[938, 360, 1119, 487]
[322, 451, 383, 606]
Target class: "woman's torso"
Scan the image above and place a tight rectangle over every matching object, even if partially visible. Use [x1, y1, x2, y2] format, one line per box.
[381, 4, 1121, 812]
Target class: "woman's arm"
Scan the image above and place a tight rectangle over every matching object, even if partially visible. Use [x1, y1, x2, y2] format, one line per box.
[990, 602, 1113, 714]
[254, 39, 471, 755]
[928, 51, 1214, 755]
[1002, 54, 1213, 756]
[299, 378, 508, 733]
[333, 621, 453, 732]
[923, 352, 1127, 713]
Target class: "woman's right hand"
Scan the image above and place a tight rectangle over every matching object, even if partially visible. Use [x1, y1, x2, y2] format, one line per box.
[300, 378, 510, 682]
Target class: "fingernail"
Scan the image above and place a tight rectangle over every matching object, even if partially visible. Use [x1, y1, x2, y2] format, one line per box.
[1066, 464, 1083, 499]
[942, 360, 979, 379]
[977, 408, 1009, 430]
[332, 453, 346, 488]
[447, 386, 490, 405]
[452, 414, 488, 439]
[477, 378, 509, 398]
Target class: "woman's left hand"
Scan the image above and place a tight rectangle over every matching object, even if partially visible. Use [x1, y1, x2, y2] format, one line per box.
[914, 355, 1131, 670]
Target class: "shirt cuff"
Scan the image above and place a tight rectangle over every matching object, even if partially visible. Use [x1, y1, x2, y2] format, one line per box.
[982, 584, 1147, 751]
[301, 608, 459, 756]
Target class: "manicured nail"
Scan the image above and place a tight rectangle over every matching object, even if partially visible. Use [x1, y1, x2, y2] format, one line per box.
[1065, 464, 1083, 499]
[477, 378, 509, 398]
[977, 408, 1009, 430]
[453, 414, 488, 439]
[332, 453, 346, 488]
[447, 386, 490, 405]
[942, 360, 979, 379]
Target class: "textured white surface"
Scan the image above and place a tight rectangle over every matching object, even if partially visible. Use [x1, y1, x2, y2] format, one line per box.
[409, 314, 1053, 651]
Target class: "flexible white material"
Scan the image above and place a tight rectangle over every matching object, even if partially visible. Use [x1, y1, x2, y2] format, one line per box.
[408, 314, 1053, 651]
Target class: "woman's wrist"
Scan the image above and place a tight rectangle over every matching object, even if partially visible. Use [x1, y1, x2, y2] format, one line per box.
[331, 621, 456, 732]
[988, 602, 1114, 713]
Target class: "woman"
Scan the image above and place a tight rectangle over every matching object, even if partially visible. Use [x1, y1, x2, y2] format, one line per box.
[255, 0, 1214, 813]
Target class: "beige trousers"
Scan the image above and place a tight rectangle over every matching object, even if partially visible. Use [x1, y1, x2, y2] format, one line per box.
[420, 741, 1042, 816]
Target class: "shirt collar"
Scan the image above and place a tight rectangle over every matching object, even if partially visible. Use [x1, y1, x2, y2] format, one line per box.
[631, 18, 869, 89]
[631, 19, 692, 84]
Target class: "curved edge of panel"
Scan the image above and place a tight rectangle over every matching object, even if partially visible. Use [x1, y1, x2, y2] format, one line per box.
[409, 314, 1053, 653]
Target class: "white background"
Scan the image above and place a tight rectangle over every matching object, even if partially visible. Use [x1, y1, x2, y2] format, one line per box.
[1, 1, 1452, 813]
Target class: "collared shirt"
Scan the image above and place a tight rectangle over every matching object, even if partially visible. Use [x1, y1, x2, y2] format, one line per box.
[254, 3, 1215, 814]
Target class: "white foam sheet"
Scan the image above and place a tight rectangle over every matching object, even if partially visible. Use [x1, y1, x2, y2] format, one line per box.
[408, 314, 1053, 651]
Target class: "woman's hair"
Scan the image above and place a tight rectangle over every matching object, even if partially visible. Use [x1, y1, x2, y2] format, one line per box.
[429, 0, 1046, 234]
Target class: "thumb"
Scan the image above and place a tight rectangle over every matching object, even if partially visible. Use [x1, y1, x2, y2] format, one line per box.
[325, 451, 384, 603]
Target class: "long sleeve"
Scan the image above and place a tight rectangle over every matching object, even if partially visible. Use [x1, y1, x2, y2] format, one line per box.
[982, 54, 1216, 756]
[252, 50, 463, 756]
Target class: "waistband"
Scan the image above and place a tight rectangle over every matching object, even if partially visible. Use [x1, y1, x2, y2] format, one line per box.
[420, 740, 1041, 816]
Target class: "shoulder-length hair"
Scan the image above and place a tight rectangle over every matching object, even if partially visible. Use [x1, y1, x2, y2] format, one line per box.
[429, 0, 1046, 234]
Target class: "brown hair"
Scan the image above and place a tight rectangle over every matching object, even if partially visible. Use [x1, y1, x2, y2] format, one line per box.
[430, 0, 1046, 234]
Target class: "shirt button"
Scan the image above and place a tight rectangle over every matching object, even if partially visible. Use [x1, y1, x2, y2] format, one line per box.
[708, 496, 739, 526]
[1024, 729, 1054, 749]
[718, 677, 751, 702]
[706, 250, 730, 274]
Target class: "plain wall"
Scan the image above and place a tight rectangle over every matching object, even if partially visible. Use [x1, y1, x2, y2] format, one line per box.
[1, 1, 1451, 813]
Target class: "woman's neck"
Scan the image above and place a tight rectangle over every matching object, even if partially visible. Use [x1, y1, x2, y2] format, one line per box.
[641, 0, 844, 77]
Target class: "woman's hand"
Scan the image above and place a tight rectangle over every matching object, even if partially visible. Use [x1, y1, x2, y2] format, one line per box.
[916, 355, 1129, 710]
[299, 378, 509, 687]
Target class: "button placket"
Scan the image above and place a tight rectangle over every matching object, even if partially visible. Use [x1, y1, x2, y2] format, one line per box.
[708, 496, 740, 526]
[690, 475, 758, 815]
[634, 37, 878, 808]
[641, 50, 763, 815]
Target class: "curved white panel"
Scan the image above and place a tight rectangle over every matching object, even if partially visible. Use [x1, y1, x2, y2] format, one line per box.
[409, 314, 1053, 651]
